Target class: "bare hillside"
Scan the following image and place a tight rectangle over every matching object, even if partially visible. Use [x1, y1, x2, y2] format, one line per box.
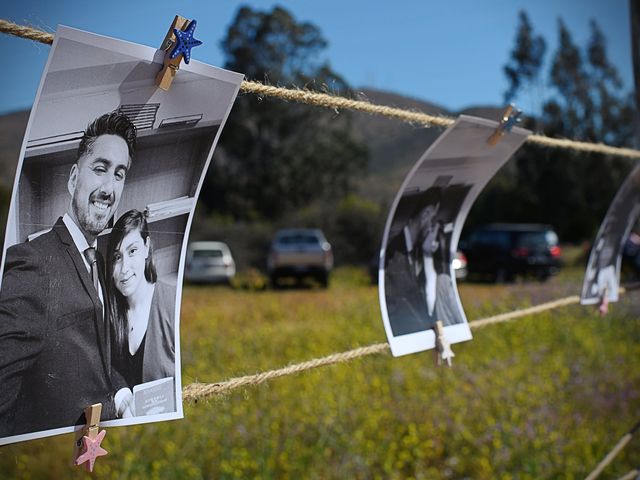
[0, 110, 29, 188]
[0, 91, 504, 208]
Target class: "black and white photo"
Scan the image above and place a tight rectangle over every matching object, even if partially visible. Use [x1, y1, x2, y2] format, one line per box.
[581, 163, 640, 305]
[0, 26, 242, 445]
[379, 116, 530, 356]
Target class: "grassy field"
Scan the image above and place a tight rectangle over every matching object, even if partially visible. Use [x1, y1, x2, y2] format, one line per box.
[1, 268, 639, 479]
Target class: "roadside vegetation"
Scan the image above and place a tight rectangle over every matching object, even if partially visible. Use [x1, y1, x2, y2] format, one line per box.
[0, 5, 636, 478]
[2, 268, 639, 479]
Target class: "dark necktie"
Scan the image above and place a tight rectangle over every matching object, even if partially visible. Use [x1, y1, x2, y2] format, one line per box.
[83, 247, 109, 355]
[83, 247, 101, 297]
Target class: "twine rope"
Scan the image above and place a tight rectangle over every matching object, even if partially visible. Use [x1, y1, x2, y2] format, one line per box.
[2, 19, 640, 160]
[182, 293, 587, 402]
[0, 19, 53, 44]
[585, 419, 640, 480]
[615, 470, 639, 480]
[183, 343, 390, 401]
[239, 80, 453, 128]
[3, 17, 640, 477]
[469, 295, 580, 329]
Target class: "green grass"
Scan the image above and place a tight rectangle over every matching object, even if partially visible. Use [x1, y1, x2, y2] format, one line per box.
[1, 269, 639, 479]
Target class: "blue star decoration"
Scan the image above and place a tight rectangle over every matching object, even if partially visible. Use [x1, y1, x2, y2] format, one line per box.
[170, 19, 203, 64]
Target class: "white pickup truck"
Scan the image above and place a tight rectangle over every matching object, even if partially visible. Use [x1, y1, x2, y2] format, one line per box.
[267, 229, 334, 287]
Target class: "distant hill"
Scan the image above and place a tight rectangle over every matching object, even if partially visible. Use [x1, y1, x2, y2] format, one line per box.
[0, 110, 29, 189]
[0, 90, 505, 209]
[349, 88, 503, 208]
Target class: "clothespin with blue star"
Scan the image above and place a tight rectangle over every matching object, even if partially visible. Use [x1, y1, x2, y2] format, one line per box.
[487, 104, 523, 146]
[156, 15, 203, 91]
[170, 19, 202, 64]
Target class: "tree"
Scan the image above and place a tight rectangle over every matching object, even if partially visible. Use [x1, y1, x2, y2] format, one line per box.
[477, 15, 637, 243]
[201, 6, 368, 221]
[222, 6, 336, 86]
[630, 0, 640, 145]
[503, 11, 546, 109]
[543, 20, 634, 145]
[287, 194, 384, 264]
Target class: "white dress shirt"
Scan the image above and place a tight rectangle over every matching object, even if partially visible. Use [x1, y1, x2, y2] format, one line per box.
[62, 213, 104, 307]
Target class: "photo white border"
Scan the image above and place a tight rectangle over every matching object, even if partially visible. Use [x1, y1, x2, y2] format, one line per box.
[378, 116, 530, 357]
[0, 25, 243, 446]
[580, 162, 640, 305]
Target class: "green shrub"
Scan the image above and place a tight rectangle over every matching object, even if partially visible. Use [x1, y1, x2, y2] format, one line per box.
[230, 268, 269, 291]
[2, 278, 638, 479]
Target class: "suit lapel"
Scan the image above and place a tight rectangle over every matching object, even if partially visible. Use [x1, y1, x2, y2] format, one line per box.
[96, 251, 111, 368]
[52, 218, 112, 383]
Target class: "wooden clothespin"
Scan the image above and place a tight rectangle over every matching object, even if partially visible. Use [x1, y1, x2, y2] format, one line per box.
[433, 320, 455, 367]
[487, 104, 522, 146]
[156, 15, 203, 91]
[74, 403, 108, 472]
[599, 286, 609, 316]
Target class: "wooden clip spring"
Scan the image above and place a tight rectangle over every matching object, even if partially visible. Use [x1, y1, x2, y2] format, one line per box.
[156, 15, 191, 91]
[599, 286, 609, 316]
[488, 104, 522, 146]
[74, 403, 108, 472]
[434, 320, 455, 367]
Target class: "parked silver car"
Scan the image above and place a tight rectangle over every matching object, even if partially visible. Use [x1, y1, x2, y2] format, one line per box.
[267, 229, 333, 287]
[185, 241, 236, 284]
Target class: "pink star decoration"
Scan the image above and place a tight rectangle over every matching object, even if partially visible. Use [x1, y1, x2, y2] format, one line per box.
[599, 295, 609, 316]
[75, 429, 108, 472]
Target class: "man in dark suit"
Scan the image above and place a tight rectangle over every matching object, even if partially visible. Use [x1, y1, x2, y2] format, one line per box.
[0, 112, 137, 437]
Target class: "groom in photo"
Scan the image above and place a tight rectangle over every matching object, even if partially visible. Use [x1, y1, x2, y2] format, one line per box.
[0, 111, 136, 437]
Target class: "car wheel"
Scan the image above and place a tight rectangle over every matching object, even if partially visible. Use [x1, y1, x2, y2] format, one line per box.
[494, 268, 513, 284]
[319, 272, 329, 288]
[536, 271, 550, 282]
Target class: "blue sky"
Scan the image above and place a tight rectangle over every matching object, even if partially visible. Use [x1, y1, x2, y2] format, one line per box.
[0, 0, 634, 115]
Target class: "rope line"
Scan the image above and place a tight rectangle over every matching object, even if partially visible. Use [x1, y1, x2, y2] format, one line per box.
[184, 286, 637, 402]
[182, 293, 585, 402]
[2, 19, 640, 160]
[468, 294, 581, 329]
[616, 470, 639, 480]
[183, 343, 390, 402]
[3, 18, 640, 477]
[0, 19, 53, 44]
[239, 80, 454, 128]
[585, 419, 640, 480]
[527, 134, 640, 160]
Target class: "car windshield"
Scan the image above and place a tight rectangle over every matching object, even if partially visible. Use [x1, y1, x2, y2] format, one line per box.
[516, 231, 558, 248]
[470, 230, 511, 249]
[278, 234, 320, 245]
[193, 249, 223, 258]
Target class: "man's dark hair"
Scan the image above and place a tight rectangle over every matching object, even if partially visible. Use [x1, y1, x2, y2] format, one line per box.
[77, 111, 137, 163]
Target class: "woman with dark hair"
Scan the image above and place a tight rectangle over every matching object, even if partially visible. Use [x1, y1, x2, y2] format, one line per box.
[106, 209, 175, 394]
[404, 188, 444, 318]
[403, 186, 462, 326]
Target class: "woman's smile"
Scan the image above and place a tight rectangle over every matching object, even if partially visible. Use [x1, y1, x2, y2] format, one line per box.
[112, 229, 149, 299]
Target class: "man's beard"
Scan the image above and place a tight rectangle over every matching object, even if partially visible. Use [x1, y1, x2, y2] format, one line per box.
[72, 194, 113, 237]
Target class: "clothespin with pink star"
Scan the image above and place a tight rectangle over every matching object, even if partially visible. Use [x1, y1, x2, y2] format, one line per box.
[434, 320, 455, 367]
[156, 15, 203, 91]
[598, 286, 610, 316]
[74, 403, 108, 472]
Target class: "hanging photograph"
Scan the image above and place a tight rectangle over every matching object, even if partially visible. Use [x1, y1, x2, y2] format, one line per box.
[379, 116, 530, 356]
[0, 26, 243, 445]
[581, 163, 640, 306]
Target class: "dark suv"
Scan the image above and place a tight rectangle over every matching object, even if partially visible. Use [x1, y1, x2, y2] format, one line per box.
[461, 224, 562, 282]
